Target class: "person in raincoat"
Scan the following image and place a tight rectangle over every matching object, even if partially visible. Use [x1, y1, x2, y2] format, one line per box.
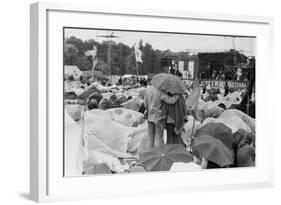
[146, 73, 187, 146]
[158, 92, 187, 145]
[143, 85, 165, 148]
[224, 81, 229, 96]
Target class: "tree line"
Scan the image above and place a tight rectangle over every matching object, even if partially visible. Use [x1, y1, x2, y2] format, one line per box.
[64, 36, 169, 75]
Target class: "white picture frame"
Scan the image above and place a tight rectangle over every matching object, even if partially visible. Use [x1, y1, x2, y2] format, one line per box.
[30, 2, 274, 202]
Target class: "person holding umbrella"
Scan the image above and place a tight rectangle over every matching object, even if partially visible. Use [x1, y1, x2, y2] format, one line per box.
[143, 85, 165, 149]
[150, 73, 187, 145]
[159, 92, 187, 144]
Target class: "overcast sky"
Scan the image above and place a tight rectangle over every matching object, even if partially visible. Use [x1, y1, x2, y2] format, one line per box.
[65, 28, 256, 56]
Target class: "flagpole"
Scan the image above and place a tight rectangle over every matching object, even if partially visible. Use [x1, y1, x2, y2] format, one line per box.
[133, 43, 139, 77]
[135, 59, 139, 77]
[134, 42, 143, 78]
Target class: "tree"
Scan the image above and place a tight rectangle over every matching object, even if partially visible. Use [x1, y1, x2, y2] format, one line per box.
[95, 59, 111, 75]
[142, 43, 157, 74]
[65, 36, 87, 56]
[64, 43, 79, 65]
[76, 56, 91, 71]
[153, 50, 162, 73]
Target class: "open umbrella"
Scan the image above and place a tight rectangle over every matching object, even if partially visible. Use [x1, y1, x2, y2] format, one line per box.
[192, 135, 234, 167]
[151, 73, 186, 95]
[232, 128, 254, 149]
[195, 122, 233, 150]
[76, 85, 100, 99]
[64, 91, 77, 100]
[139, 144, 193, 172]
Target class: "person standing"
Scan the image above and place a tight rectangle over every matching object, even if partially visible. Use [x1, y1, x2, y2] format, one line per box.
[158, 92, 187, 145]
[169, 66, 176, 75]
[176, 69, 183, 78]
[143, 85, 165, 148]
[224, 81, 229, 96]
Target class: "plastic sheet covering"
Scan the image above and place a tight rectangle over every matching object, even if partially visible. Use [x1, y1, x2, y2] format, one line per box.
[89, 108, 144, 127]
[84, 112, 144, 153]
[121, 97, 143, 111]
[84, 150, 129, 173]
[201, 102, 224, 118]
[64, 110, 86, 176]
[181, 115, 201, 146]
[170, 162, 201, 172]
[201, 109, 255, 134]
[65, 104, 82, 122]
[85, 133, 133, 159]
[127, 121, 150, 154]
[105, 108, 144, 127]
[219, 109, 255, 133]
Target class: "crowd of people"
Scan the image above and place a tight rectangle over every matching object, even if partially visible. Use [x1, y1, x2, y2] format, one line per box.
[142, 81, 255, 169]
[64, 71, 255, 175]
[117, 76, 148, 87]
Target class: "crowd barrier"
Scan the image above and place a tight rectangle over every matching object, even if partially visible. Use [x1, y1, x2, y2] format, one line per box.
[182, 79, 247, 89]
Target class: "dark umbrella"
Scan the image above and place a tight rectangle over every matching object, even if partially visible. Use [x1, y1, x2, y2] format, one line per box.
[76, 85, 100, 99]
[139, 144, 193, 172]
[151, 73, 186, 95]
[64, 91, 77, 100]
[192, 135, 234, 167]
[232, 128, 254, 149]
[195, 122, 233, 150]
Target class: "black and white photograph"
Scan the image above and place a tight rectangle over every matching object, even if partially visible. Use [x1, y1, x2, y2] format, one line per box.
[63, 28, 256, 177]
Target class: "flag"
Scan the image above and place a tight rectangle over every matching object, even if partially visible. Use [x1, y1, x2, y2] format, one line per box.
[134, 44, 143, 63]
[92, 60, 97, 71]
[85, 45, 97, 58]
[85, 46, 98, 71]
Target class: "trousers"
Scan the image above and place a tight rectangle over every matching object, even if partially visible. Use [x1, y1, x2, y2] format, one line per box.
[147, 121, 164, 148]
[166, 123, 184, 145]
